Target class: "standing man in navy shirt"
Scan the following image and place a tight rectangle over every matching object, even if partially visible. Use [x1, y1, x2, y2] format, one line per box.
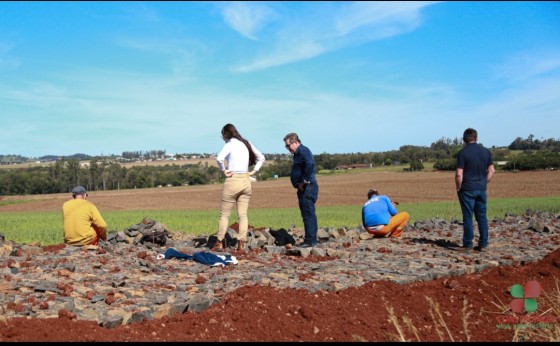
[284, 132, 319, 248]
[455, 128, 495, 252]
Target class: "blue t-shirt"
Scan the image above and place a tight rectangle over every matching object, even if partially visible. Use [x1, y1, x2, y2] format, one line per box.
[456, 143, 493, 191]
[362, 195, 398, 227]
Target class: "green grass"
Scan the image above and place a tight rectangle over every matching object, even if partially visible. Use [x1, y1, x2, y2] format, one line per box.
[401, 196, 560, 222]
[1, 196, 559, 246]
[317, 163, 435, 175]
[0, 199, 32, 207]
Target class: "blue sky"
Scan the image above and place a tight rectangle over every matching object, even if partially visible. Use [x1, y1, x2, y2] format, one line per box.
[1, 1, 559, 158]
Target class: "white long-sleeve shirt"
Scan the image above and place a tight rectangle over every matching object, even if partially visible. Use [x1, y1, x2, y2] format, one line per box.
[216, 138, 265, 173]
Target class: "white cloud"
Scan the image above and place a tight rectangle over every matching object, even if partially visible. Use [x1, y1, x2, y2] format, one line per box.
[220, 1, 277, 40]
[233, 40, 325, 73]
[113, 36, 204, 77]
[232, 1, 440, 73]
[335, 1, 437, 37]
[495, 51, 560, 82]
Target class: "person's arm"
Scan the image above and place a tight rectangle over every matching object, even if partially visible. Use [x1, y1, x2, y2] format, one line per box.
[91, 206, 108, 240]
[297, 146, 315, 191]
[455, 168, 463, 192]
[455, 149, 465, 192]
[92, 224, 107, 240]
[302, 149, 315, 183]
[386, 196, 398, 215]
[216, 142, 233, 177]
[249, 143, 266, 176]
[487, 164, 495, 183]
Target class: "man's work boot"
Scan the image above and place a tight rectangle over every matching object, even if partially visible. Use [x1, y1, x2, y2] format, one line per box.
[211, 239, 224, 252]
[237, 240, 245, 252]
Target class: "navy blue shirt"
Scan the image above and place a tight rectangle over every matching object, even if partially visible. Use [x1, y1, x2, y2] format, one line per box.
[456, 143, 493, 191]
[290, 144, 317, 188]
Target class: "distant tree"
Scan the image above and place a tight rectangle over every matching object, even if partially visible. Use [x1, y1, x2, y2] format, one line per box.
[430, 137, 462, 155]
[64, 159, 81, 191]
[490, 148, 510, 161]
[87, 158, 103, 191]
[504, 151, 559, 171]
[315, 153, 337, 170]
[206, 166, 221, 182]
[262, 160, 293, 178]
[49, 159, 65, 180]
[507, 135, 559, 151]
[186, 170, 209, 185]
[0, 154, 28, 164]
[433, 158, 456, 171]
[409, 160, 424, 171]
[104, 162, 125, 190]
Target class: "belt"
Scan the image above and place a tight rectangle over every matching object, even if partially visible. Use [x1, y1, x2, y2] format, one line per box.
[228, 173, 250, 178]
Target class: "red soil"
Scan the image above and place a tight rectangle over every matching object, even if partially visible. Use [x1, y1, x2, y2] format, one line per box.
[1, 248, 558, 342]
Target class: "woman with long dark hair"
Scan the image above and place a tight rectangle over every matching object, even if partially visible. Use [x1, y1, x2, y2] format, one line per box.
[213, 123, 265, 252]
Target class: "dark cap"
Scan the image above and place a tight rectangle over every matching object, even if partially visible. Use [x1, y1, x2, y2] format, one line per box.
[71, 186, 87, 195]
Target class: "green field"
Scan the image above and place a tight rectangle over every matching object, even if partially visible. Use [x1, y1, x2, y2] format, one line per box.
[1, 196, 558, 245]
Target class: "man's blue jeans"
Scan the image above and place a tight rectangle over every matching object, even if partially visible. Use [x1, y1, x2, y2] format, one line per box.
[458, 189, 489, 248]
[297, 183, 319, 246]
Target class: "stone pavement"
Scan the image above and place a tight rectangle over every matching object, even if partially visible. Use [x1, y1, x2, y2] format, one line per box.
[0, 209, 558, 328]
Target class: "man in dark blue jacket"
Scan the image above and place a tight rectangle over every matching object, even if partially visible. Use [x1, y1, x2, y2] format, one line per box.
[455, 128, 495, 252]
[284, 132, 319, 248]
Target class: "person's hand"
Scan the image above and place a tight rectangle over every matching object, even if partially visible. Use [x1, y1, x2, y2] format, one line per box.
[393, 201, 399, 206]
[223, 169, 233, 177]
[94, 227, 107, 240]
[249, 171, 257, 182]
[297, 182, 307, 192]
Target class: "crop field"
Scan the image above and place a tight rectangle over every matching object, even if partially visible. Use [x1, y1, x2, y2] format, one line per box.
[1, 169, 559, 245]
[1, 169, 559, 213]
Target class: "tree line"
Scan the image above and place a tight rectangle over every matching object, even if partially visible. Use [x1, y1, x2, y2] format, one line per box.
[1, 135, 558, 196]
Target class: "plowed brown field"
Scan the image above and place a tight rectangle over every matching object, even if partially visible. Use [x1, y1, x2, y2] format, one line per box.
[1, 170, 559, 213]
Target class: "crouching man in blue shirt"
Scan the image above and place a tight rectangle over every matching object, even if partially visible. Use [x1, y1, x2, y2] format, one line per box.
[362, 189, 409, 238]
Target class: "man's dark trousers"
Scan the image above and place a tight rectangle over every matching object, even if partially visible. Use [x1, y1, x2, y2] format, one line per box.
[297, 182, 318, 246]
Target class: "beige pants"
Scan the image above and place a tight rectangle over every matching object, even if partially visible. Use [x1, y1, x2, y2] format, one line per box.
[217, 173, 252, 242]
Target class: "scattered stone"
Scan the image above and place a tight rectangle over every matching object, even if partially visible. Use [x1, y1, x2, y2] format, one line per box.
[0, 210, 558, 329]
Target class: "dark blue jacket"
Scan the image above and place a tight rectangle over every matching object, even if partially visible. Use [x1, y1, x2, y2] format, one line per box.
[290, 144, 317, 188]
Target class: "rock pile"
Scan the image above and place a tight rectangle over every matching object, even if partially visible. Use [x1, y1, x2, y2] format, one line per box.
[0, 209, 558, 328]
